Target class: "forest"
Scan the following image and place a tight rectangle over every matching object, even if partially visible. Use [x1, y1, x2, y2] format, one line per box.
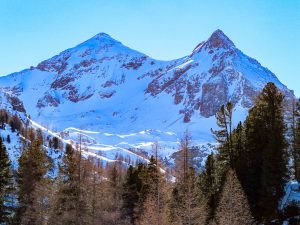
[1, 82, 300, 225]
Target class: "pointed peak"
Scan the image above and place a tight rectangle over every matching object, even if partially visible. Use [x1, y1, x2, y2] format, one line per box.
[91, 32, 114, 40]
[191, 30, 236, 56]
[206, 29, 235, 49]
[78, 32, 122, 48]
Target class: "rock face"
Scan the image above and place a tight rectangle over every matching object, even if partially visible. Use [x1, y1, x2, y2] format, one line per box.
[0, 29, 293, 137]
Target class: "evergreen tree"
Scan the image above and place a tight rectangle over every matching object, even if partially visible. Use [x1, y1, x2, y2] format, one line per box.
[6, 135, 11, 144]
[197, 154, 217, 220]
[0, 138, 14, 224]
[214, 169, 252, 225]
[15, 139, 50, 225]
[121, 165, 140, 224]
[239, 82, 288, 222]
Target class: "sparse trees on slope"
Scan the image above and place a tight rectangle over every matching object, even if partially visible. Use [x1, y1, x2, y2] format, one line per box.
[8, 115, 22, 133]
[214, 169, 252, 225]
[0, 109, 9, 129]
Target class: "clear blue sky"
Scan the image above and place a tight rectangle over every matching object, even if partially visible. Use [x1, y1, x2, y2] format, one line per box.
[1, 0, 299, 95]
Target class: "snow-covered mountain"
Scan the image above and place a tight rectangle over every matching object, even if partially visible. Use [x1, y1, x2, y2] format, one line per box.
[0, 29, 294, 164]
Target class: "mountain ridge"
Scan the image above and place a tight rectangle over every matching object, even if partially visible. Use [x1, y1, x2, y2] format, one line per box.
[0, 29, 294, 164]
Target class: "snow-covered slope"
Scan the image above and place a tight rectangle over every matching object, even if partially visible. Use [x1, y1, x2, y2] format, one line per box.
[0, 29, 294, 163]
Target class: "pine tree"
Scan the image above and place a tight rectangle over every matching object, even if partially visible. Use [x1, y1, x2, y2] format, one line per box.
[197, 154, 217, 220]
[239, 82, 288, 222]
[0, 138, 14, 224]
[121, 165, 140, 224]
[211, 102, 234, 166]
[214, 169, 252, 225]
[15, 139, 50, 225]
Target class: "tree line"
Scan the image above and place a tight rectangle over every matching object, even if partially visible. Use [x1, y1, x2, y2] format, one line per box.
[1, 82, 300, 224]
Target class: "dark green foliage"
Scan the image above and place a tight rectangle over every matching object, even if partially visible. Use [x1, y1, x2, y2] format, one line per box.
[197, 154, 217, 219]
[52, 137, 60, 150]
[121, 159, 161, 224]
[197, 153, 227, 223]
[15, 139, 50, 225]
[121, 165, 141, 224]
[0, 138, 14, 224]
[235, 82, 288, 222]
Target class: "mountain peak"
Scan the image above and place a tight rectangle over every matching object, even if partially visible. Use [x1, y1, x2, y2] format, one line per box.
[91, 32, 114, 40]
[191, 29, 235, 55]
[205, 29, 235, 49]
[78, 32, 122, 48]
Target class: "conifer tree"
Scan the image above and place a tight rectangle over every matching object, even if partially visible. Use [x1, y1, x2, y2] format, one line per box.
[0, 138, 14, 224]
[214, 169, 252, 225]
[198, 154, 217, 220]
[121, 165, 140, 224]
[239, 82, 288, 222]
[15, 139, 50, 225]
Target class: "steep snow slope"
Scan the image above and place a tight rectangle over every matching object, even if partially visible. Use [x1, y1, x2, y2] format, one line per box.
[0, 29, 294, 163]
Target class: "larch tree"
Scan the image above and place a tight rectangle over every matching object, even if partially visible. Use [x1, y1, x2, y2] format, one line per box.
[211, 102, 234, 166]
[139, 155, 170, 225]
[50, 143, 80, 225]
[214, 169, 253, 225]
[169, 131, 208, 225]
